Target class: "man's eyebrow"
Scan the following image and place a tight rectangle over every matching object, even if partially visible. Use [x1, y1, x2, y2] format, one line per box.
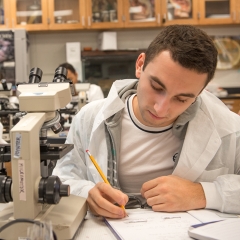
[150, 75, 196, 98]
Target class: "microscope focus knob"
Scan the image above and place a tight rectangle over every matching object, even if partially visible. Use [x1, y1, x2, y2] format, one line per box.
[38, 175, 70, 204]
[0, 175, 12, 203]
[60, 184, 70, 197]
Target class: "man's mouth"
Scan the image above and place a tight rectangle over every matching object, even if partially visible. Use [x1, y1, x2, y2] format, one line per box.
[148, 111, 165, 120]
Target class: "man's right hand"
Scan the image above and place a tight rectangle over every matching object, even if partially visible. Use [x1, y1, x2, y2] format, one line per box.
[87, 182, 128, 218]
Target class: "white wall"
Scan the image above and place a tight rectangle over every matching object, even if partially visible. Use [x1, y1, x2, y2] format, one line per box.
[28, 25, 240, 86]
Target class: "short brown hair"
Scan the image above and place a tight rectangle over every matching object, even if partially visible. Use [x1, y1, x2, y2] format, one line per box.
[143, 25, 218, 86]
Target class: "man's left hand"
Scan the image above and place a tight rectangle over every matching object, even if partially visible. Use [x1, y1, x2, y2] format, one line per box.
[140, 175, 206, 212]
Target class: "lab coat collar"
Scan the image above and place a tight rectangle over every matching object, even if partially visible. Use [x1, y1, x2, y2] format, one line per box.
[173, 107, 222, 181]
[92, 79, 138, 133]
[102, 79, 138, 119]
[173, 96, 201, 140]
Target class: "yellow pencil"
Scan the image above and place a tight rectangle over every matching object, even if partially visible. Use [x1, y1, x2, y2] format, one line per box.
[86, 150, 128, 216]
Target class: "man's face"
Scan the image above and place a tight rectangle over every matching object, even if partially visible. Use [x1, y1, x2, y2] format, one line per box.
[67, 69, 78, 84]
[133, 51, 207, 127]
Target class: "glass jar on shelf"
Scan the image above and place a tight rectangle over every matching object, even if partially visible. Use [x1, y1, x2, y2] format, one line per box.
[167, 0, 192, 20]
[16, 0, 43, 25]
[129, 0, 155, 22]
[92, 0, 118, 23]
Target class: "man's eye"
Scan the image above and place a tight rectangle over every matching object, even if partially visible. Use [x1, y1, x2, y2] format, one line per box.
[176, 98, 187, 103]
[151, 82, 162, 91]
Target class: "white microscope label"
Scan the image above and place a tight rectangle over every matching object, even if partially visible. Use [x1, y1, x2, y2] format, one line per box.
[18, 159, 26, 201]
[14, 132, 22, 158]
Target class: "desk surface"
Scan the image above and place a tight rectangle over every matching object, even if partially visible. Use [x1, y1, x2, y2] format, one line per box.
[0, 204, 238, 240]
[76, 213, 115, 240]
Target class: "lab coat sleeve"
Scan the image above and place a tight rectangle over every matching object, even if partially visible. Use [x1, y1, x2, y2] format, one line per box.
[200, 132, 240, 214]
[52, 105, 97, 199]
[201, 175, 240, 214]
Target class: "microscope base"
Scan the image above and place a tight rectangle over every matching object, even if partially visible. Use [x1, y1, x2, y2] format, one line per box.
[0, 194, 87, 240]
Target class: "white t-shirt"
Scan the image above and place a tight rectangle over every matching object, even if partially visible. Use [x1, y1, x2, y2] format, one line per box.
[119, 94, 182, 195]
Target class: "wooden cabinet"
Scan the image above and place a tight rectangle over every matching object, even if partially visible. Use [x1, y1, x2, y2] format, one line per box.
[161, 0, 199, 26]
[161, 0, 238, 26]
[9, 0, 85, 31]
[6, 0, 240, 31]
[123, 0, 161, 28]
[48, 0, 85, 30]
[236, 0, 240, 23]
[10, 0, 49, 31]
[85, 0, 124, 29]
[198, 0, 236, 25]
[0, 0, 11, 29]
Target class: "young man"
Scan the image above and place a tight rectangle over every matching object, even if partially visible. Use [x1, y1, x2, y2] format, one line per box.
[53, 25, 240, 218]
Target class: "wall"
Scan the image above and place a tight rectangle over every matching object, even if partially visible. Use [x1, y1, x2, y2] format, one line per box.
[28, 25, 240, 86]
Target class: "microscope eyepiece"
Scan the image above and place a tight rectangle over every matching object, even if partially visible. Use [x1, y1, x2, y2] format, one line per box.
[29, 67, 43, 83]
[1, 79, 8, 90]
[52, 66, 68, 83]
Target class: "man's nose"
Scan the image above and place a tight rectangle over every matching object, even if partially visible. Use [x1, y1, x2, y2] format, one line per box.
[154, 96, 170, 116]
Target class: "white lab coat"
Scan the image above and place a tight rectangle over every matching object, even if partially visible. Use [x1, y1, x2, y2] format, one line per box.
[53, 79, 240, 214]
[87, 84, 104, 102]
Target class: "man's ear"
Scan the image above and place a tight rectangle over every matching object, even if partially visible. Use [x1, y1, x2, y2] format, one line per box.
[135, 53, 145, 79]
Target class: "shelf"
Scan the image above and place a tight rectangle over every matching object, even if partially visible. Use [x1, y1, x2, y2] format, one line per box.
[16, 10, 42, 17]
[81, 49, 145, 61]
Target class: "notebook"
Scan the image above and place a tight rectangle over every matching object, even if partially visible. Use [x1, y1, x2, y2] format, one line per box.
[188, 218, 240, 240]
[105, 209, 200, 240]
[104, 209, 240, 240]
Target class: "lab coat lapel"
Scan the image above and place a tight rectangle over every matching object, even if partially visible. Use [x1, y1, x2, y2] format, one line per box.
[87, 82, 125, 183]
[87, 124, 109, 183]
[172, 110, 221, 182]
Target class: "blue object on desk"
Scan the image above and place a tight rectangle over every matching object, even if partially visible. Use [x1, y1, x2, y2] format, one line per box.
[191, 220, 223, 229]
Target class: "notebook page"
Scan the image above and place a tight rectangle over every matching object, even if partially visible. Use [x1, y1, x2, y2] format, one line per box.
[188, 209, 239, 223]
[105, 209, 201, 240]
[188, 209, 225, 222]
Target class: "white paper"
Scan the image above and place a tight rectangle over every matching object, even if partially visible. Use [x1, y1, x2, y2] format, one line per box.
[188, 209, 239, 222]
[66, 42, 82, 81]
[66, 42, 81, 62]
[105, 209, 201, 240]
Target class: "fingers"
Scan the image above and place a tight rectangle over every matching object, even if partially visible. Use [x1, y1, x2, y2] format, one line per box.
[87, 195, 125, 218]
[87, 182, 128, 218]
[141, 176, 206, 212]
[151, 203, 176, 213]
[141, 177, 164, 199]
